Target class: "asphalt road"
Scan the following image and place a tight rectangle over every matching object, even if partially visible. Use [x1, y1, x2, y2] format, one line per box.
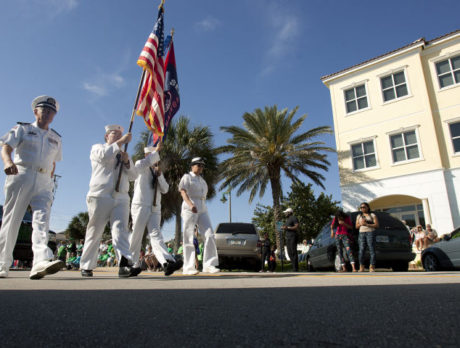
[1, 269, 459, 347]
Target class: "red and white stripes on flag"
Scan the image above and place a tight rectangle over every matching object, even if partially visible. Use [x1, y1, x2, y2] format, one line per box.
[136, 7, 165, 135]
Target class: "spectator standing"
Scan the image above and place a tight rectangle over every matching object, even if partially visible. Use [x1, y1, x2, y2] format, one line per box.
[356, 202, 379, 272]
[268, 245, 277, 272]
[413, 225, 426, 251]
[331, 210, 357, 272]
[298, 240, 310, 262]
[260, 232, 271, 272]
[282, 207, 299, 272]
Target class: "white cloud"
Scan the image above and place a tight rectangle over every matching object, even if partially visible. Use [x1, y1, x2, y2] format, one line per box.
[18, 0, 78, 18]
[83, 72, 125, 98]
[260, 2, 300, 76]
[195, 16, 221, 32]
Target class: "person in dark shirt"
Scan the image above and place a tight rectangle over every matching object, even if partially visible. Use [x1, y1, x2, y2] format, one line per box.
[282, 207, 299, 272]
[260, 232, 271, 272]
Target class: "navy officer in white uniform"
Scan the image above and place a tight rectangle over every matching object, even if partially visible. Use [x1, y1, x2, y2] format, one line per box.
[80, 125, 138, 277]
[0, 95, 64, 279]
[179, 157, 219, 275]
[129, 143, 183, 276]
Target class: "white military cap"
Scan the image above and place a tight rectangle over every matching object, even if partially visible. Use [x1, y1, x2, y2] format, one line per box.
[144, 146, 156, 153]
[104, 124, 124, 134]
[191, 157, 205, 165]
[283, 207, 293, 214]
[31, 95, 59, 112]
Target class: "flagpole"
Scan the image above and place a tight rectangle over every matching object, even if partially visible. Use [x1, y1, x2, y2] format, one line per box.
[115, 69, 147, 192]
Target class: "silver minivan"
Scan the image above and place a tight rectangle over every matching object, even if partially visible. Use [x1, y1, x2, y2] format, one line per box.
[215, 223, 261, 271]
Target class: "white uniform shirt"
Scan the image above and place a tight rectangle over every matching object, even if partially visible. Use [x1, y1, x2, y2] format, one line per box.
[87, 142, 137, 199]
[178, 172, 208, 213]
[132, 151, 169, 211]
[0, 121, 62, 174]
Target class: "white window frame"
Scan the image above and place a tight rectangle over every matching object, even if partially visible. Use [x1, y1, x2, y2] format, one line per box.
[378, 68, 411, 104]
[445, 117, 460, 156]
[387, 126, 424, 165]
[342, 80, 371, 116]
[431, 51, 460, 91]
[349, 137, 379, 172]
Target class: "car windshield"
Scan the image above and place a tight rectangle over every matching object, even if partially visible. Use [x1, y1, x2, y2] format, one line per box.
[215, 223, 257, 235]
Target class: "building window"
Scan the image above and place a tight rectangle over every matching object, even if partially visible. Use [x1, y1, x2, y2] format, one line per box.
[390, 130, 420, 163]
[351, 140, 377, 170]
[436, 55, 460, 88]
[381, 71, 408, 102]
[344, 84, 368, 113]
[449, 121, 460, 153]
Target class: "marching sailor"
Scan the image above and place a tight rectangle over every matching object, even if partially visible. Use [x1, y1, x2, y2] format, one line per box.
[0, 95, 64, 279]
[179, 157, 219, 275]
[80, 125, 138, 277]
[129, 143, 183, 276]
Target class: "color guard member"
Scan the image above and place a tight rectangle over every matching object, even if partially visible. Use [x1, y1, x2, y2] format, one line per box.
[0, 95, 64, 279]
[79, 125, 137, 277]
[179, 157, 219, 275]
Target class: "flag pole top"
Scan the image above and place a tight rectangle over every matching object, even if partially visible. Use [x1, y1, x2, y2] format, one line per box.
[158, 0, 165, 9]
[170, 28, 175, 39]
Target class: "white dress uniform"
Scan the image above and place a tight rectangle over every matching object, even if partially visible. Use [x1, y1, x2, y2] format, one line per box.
[179, 171, 219, 274]
[130, 150, 173, 267]
[0, 121, 62, 271]
[79, 141, 138, 271]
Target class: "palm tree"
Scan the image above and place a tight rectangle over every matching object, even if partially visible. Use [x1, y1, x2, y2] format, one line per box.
[132, 116, 219, 252]
[217, 105, 334, 248]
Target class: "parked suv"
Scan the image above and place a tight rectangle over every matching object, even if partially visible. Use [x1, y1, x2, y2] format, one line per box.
[215, 222, 261, 271]
[0, 205, 57, 267]
[306, 211, 415, 272]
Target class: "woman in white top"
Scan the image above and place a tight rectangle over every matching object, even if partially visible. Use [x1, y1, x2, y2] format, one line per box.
[355, 202, 379, 272]
[179, 157, 219, 275]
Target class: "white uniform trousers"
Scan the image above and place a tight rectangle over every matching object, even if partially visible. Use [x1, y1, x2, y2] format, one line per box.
[130, 204, 174, 267]
[182, 209, 218, 273]
[80, 196, 132, 270]
[0, 170, 54, 268]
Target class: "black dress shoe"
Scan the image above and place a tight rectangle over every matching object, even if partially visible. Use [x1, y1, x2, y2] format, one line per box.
[164, 259, 184, 276]
[130, 267, 142, 277]
[118, 266, 132, 278]
[81, 269, 93, 277]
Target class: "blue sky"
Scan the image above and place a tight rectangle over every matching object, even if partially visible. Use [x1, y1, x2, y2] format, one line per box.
[0, 0, 459, 240]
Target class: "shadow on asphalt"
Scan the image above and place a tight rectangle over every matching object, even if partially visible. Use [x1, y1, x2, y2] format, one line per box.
[1, 283, 459, 347]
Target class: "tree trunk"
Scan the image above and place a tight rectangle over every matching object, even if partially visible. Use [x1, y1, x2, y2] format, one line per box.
[174, 202, 182, 253]
[269, 168, 282, 251]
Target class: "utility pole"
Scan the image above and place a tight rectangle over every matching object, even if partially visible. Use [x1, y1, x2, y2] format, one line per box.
[52, 174, 61, 203]
[221, 189, 232, 222]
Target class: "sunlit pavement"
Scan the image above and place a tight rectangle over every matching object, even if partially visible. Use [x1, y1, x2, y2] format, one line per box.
[1, 269, 459, 347]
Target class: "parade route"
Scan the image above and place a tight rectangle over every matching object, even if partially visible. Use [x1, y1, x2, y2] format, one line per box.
[1, 270, 459, 347]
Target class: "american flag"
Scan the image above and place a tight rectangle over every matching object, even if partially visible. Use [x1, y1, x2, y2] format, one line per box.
[136, 7, 165, 135]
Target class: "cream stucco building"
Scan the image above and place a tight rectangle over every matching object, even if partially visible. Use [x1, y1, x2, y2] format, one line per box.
[321, 30, 460, 234]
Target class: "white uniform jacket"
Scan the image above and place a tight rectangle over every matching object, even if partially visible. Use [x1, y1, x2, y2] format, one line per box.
[0, 121, 62, 174]
[87, 142, 137, 200]
[132, 152, 168, 212]
[178, 172, 208, 213]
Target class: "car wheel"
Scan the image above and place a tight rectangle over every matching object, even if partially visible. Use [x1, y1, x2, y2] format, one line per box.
[392, 261, 409, 272]
[306, 257, 315, 272]
[334, 253, 342, 272]
[423, 253, 440, 272]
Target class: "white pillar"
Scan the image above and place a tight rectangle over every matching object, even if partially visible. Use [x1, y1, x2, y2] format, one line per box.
[422, 198, 432, 225]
